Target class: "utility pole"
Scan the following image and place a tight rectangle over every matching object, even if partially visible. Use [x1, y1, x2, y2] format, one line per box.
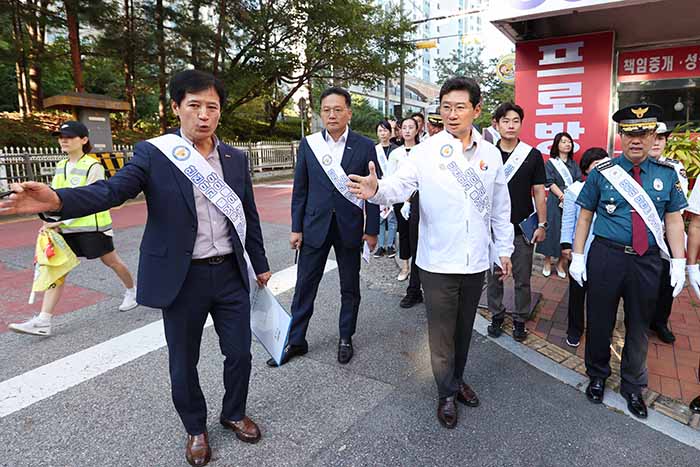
[399, 0, 405, 119]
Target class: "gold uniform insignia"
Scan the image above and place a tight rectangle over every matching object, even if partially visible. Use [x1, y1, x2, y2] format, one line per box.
[631, 107, 649, 119]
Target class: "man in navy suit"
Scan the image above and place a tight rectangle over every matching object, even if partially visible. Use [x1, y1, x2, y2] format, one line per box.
[0, 70, 270, 467]
[267, 87, 379, 367]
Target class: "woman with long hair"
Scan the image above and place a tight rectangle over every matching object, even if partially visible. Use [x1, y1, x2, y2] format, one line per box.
[537, 132, 582, 278]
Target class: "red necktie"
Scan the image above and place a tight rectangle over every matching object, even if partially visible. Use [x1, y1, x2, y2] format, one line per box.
[631, 165, 648, 256]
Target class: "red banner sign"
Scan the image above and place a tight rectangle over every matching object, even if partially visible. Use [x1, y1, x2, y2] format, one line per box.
[618, 45, 700, 83]
[514, 31, 614, 159]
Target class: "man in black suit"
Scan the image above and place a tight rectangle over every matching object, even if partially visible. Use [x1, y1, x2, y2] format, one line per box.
[268, 87, 379, 367]
[0, 70, 271, 467]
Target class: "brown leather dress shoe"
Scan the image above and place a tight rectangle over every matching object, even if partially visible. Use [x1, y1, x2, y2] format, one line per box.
[220, 416, 262, 444]
[437, 397, 458, 429]
[185, 432, 211, 466]
[456, 383, 480, 407]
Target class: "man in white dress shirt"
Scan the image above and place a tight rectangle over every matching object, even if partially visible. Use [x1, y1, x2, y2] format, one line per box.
[347, 77, 514, 429]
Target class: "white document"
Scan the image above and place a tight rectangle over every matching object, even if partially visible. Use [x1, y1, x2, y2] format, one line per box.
[250, 285, 292, 366]
[362, 241, 371, 263]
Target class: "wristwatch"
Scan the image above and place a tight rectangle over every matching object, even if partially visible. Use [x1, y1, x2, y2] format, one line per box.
[537, 222, 548, 229]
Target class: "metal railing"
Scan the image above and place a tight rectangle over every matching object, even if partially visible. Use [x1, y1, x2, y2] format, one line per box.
[0, 140, 298, 189]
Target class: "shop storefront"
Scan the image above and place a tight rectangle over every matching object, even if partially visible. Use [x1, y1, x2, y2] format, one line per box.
[489, 0, 699, 158]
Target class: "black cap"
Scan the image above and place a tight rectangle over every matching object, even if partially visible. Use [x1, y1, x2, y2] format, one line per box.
[612, 104, 663, 135]
[52, 121, 89, 138]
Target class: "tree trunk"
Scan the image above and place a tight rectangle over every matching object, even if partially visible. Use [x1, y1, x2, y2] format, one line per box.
[65, 0, 84, 92]
[212, 0, 226, 75]
[123, 0, 136, 127]
[156, 0, 168, 133]
[11, 1, 30, 116]
[25, 0, 46, 110]
[191, 0, 201, 68]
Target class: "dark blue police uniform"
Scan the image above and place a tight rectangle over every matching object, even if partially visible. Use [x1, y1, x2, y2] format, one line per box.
[576, 155, 686, 396]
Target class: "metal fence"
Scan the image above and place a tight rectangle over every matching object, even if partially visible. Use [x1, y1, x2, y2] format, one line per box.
[0, 140, 298, 189]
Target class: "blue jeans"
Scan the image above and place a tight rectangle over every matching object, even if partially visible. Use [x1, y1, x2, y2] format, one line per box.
[378, 210, 397, 249]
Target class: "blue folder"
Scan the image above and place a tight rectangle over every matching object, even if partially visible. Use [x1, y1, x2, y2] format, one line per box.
[519, 212, 539, 244]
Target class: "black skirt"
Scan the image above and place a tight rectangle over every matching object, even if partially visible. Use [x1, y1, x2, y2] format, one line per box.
[62, 232, 115, 259]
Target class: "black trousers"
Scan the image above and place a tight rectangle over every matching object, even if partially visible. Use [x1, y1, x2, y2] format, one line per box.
[652, 250, 674, 328]
[406, 194, 422, 297]
[288, 217, 361, 346]
[163, 257, 251, 435]
[585, 238, 662, 395]
[421, 267, 486, 398]
[567, 276, 587, 340]
[394, 203, 410, 260]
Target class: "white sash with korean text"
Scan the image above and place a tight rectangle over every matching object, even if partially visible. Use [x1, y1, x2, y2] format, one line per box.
[550, 157, 574, 189]
[598, 163, 670, 260]
[307, 131, 364, 210]
[431, 131, 500, 267]
[503, 141, 531, 183]
[148, 133, 291, 364]
[375, 144, 388, 175]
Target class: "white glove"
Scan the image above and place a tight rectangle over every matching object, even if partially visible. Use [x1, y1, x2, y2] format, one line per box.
[686, 263, 700, 300]
[569, 252, 586, 287]
[400, 202, 411, 220]
[670, 258, 687, 298]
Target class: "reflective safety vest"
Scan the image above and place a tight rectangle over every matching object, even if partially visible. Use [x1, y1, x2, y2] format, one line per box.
[51, 156, 113, 233]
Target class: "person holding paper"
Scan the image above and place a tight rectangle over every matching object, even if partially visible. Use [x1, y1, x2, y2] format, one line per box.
[570, 104, 687, 420]
[373, 120, 398, 258]
[346, 77, 514, 429]
[271, 87, 379, 367]
[0, 70, 272, 466]
[486, 102, 547, 342]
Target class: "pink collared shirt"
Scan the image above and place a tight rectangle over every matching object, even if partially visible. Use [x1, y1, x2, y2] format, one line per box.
[181, 134, 235, 259]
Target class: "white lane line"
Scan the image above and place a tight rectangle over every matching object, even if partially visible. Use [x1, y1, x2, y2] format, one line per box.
[472, 314, 700, 450]
[0, 260, 338, 418]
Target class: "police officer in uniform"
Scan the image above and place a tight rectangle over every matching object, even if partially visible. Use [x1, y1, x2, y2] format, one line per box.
[570, 104, 687, 419]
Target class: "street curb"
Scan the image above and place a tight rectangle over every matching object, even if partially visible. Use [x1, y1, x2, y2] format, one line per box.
[473, 310, 700, 449]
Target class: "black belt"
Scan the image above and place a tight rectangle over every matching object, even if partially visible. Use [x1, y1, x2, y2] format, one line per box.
[191, 254, 233, 265]
[595, 237, 659, 256]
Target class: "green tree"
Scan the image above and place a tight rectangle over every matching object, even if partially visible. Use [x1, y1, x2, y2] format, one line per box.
[349, 95, 383, 139]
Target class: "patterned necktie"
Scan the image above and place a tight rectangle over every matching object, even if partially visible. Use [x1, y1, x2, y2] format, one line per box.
[631, 165, 648, 256]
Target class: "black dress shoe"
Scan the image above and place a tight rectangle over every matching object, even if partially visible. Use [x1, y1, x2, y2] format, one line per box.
[487, 319, 503, 338]
[512, 321, 528, 342]
[585, 377, 605, 404]
[338, 338, 353, 364]
[623, 392, 648, 419]
[456, 383, 480, 407]
[437, 396, 458, 429]
[266, 344, 307, 367]
[690, 395, 700, 414]
[651, 324, 676, 344]
[399, 293, 423, 309]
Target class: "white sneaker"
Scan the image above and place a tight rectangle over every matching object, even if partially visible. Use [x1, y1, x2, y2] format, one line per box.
[9, 316, 52, 336]
[119, 288, 138, 311]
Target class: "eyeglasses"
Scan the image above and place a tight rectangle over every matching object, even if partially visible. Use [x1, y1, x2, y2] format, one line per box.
[440, 103, 471, 115]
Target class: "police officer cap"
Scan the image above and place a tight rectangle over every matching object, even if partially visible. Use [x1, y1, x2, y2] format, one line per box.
[612, 104, 663, 135]
[52, 120, 89, 138]
[427, 113, 443, 126]
[655, 121, 672, 137]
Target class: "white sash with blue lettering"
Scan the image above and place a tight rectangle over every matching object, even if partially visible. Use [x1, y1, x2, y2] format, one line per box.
[431, 131, 500, 267]
[550, 157, 574, 188]
[148, 133, 291, 365]
[503, 141, 531, 183]
[598, 163, 670, 260]
[375, 144, 388, 175]
[306, 131, 364, 210]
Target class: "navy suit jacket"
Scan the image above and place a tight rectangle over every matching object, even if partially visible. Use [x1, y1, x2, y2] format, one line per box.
[291, 129, 380, 249]
[52, 131, 270, 309]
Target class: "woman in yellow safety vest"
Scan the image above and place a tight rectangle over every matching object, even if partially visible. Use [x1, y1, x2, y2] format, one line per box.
[9, 121, 137, 337]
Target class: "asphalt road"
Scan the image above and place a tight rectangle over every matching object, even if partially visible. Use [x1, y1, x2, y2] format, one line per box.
[0, 196, 698, 467]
